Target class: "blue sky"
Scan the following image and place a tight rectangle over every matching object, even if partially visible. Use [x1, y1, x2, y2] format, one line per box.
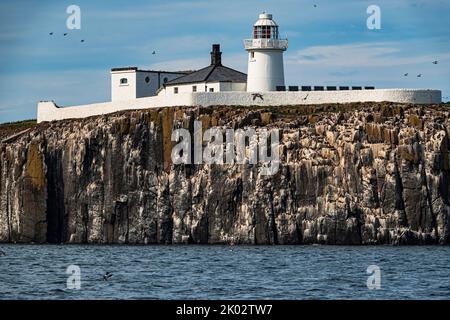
[0, 0, 449, 122]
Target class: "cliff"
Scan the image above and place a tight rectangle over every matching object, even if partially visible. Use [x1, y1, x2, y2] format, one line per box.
[1, 102, 449, 244]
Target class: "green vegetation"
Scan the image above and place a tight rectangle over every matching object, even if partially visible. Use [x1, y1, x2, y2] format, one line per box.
[0, 119, 37, 141]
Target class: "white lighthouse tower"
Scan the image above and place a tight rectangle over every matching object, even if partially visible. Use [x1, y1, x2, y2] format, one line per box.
[244, 13, 288, 92]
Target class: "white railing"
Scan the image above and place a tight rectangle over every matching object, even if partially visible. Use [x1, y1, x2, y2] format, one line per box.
[243, 39, 288, 50]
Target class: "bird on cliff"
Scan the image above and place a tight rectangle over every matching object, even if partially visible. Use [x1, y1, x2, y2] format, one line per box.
[103, 272, 113, 281]
[432, 60, 438, 64]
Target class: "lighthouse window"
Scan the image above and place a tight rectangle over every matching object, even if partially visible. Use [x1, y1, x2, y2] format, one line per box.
[262, 26, 271, 39]
[174, 87, 178, 94]
[145, 76, 150, 83]
[273, 26, 279, 39]
[251, 52, 255, 59]
[253, 26, 262, 39]
[254, 26, 278, 39]
[120, 78, 128, 85]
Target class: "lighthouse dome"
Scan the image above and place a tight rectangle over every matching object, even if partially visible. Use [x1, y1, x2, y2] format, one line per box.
[254, 13, 278, 27]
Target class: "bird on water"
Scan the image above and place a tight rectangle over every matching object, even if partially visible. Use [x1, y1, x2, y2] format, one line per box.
[103, 272, 113, 281]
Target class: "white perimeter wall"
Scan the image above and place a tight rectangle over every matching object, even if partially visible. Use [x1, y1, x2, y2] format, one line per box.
[38, 89, 442, 123]
[220, 82, 247, 91]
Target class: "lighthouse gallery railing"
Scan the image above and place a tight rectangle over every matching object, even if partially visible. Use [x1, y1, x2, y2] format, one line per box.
[243, 39, 288, 50]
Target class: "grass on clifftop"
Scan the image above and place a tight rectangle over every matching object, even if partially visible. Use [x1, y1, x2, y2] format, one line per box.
[0, 119, 37, 141]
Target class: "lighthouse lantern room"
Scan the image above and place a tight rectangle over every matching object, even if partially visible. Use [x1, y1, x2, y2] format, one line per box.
[244, 13, 288, 92]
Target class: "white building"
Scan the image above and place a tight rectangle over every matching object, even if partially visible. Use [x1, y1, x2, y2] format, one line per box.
[244, 13, 288, 92]
[158, 44, 247, 96]
[111, 67, 189, 101]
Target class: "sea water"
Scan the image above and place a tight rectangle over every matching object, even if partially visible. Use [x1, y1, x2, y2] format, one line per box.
[0, 245, 449, 300]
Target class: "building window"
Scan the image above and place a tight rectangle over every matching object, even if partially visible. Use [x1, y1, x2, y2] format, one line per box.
[209, 88, 214, 92]
[174, 87, 178, 94]
[250, 52, 255, 59]
[163, 77, 168, 83]
[120, 78, 128, 85]
[145, 76, 150, 83]
[192, 86, 197, 92]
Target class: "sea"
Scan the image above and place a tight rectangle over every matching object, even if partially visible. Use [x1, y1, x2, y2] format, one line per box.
[0, 244, 449, 300]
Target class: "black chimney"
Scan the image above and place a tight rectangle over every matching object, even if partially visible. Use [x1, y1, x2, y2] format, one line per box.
[211, 44, 222, 66]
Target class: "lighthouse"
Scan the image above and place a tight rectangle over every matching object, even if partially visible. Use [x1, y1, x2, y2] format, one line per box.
[244, 13, 288, 92]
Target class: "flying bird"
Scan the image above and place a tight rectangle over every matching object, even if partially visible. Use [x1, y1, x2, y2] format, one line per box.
[49, 32, 53, 35]
[152, 51, 156, 55]
[81, 40, 85, 43]
[63, 33, 68, 36]
[417, 74, 422, 77]
[432, 60, 438, 64]
[403, 73, 408, 76]
[313, 4, 318, 7]
[103, 272, 113, 281]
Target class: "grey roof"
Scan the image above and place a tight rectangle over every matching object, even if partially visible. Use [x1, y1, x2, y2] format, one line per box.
[165, 64, 247, 86]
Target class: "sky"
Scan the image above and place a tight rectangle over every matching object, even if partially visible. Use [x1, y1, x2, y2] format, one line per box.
[0, 0, 449, 123]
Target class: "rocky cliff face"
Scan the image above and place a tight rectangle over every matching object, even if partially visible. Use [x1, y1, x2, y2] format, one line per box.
[1, 103, 449, 244]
